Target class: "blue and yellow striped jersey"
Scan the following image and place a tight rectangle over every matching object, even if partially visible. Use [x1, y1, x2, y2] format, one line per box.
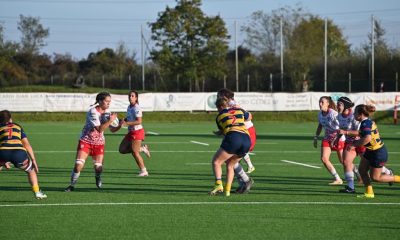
[0, 122, 27, 150]
[359, 119, 384, 151]
[216, 108, 249, 136]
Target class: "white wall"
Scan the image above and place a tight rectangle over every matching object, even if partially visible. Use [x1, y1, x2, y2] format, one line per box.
[0, 92, 399, 112]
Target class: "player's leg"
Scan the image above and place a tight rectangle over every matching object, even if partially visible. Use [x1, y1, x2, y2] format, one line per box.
[12, 150, 47, 199]
[370, 167, 400, 183]
[119, 134, 132, 154]
[234, 162, 245, 191]
[132, 139, 148, 176]
[65, 143, 89, 191]
[339, 147, 357, 193]
[380, 166, 395, 186]
[225, 156, 242, 196]
[320, 145, 342, 185]
[209, 148, 233, 195]
[92, 152, 104, 188]
[243, 153, 255, 174]
[140, 144, 151, 158]
[233, 162, 253, 193]
[357, 156, 374, 198]
[244, 126, 256, 173]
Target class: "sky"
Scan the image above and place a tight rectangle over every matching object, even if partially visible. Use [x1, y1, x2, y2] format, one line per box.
[0, 0, 399, 61]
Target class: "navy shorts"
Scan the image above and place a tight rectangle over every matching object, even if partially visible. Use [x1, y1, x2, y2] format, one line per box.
[0, 149, 29, 168]
[220, 131, 251, 157]
[363, 146, 388, 168]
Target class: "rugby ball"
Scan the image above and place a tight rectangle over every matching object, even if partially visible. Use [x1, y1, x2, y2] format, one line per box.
[110, 118, 120, 128]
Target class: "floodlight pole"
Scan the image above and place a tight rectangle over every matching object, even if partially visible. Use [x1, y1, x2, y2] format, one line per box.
[280, 18, 284, 91]
[141, 24, 145, 91]
[371, 15, 375, 92]
[324, 18, 328, 92]
[235, 21, 239, 92]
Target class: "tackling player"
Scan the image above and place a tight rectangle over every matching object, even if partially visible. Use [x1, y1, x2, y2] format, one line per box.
[210, 97, 252, 197]
[0, 110, 47, 199]
[350, 104, 400, 198]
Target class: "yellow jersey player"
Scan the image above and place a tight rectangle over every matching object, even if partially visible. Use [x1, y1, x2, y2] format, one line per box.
[209, 98, 251, 197]
[0, 110, 47, 199]
[350, 104, 400, 198]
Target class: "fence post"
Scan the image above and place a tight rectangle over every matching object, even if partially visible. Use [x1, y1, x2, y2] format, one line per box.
[247, 74, 250, 92]
[349, 73, 351, 93]
[128, 74, 131, 90]
[270, 73, 273, 92]
[177, 74, 180, 92]
[223, 75, 226, 88]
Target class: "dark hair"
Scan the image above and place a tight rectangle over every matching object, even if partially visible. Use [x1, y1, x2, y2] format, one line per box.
[217, 88, 234, 99]
[92, 92, 111, 106]
[0, 110, 12, 124]
[129, 90, 139, 104]
[319, 96, 337, 111]
[337, 96, 354, 110]
[354, 104, 376, 117]
[215, 97, 228, 109]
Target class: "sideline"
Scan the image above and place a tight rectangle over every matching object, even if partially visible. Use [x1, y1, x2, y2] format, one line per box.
[1, 201, 399, 208]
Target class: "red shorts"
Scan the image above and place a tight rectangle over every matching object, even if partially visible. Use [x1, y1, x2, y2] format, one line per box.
[77, 140, 104, 156]
[248, 126, 256, 152]
[345, 142, 366, 155]
[322, 139, 345, 151]
[124, 128, 145, 141]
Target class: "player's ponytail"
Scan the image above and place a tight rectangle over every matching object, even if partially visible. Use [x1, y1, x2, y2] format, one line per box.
[91, 92, 111, 106]
[355, 104, 376, 117]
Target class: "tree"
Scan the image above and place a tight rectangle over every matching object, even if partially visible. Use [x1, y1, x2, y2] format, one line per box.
[150, 0, 229, 91]
[17, 15, 49, 54]
[78, 46, 139, 88]
[286, 17, 350, 91]
[242, 4, 309, 55]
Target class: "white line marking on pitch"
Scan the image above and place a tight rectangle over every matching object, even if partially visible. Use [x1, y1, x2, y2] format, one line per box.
[146, 131, 160, 135]
[1, 201, 399, 208]
[33, 150, 400, 155]
[190, 141, 209, 146]
[281, 160, 321, 169]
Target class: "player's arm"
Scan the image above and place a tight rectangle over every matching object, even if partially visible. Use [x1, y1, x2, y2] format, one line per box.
[213, 129, 223, 136]
[352, 134, 371, 148]
[338, 129, 359, 136]
[313, 123, 322, 148]
[124, 116, 142, 126]
[0, 161, 11, 171]
[97, 113, 118, 132]
[21, 137, 39, 173]
[213, 117, 223, 136]
[109, 117, 123, 133]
